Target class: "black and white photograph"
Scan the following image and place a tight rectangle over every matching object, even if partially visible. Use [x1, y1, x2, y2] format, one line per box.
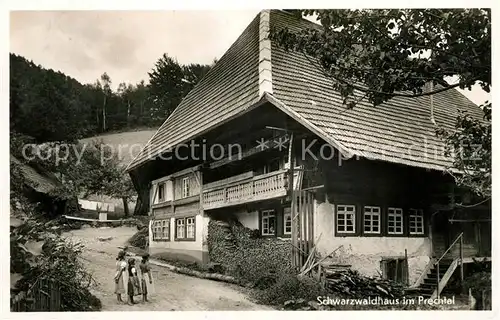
[5, 2, 495, 315]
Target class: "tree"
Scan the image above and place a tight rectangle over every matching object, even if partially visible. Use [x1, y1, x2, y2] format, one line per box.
[100, 72, 112, 131]
[181, 63, 212, 94]
[148, 54, 212, 124]
[148, 54, 186, 122]
[129, 80, 153, 127]
[18, 138, 137, 215]
[10, 52, 211, 137]
[9, 54, 95, 142]
[271, 9, 491, 198]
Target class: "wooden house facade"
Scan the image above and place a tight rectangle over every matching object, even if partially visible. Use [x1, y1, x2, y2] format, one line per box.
[126, 10, 491, 291]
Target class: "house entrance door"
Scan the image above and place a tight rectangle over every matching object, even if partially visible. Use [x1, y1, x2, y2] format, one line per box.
[431, 210, 450, 258]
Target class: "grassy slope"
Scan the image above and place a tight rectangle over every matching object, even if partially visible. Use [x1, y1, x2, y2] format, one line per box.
[80, 128, 158, 167]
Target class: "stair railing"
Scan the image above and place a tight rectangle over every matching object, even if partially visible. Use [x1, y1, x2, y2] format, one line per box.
[435, 232, 464, 298]
[411, 257, 435, 288]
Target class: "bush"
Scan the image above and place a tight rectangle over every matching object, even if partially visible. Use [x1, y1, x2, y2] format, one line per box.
[463, 270, 491, 309]
[128, 227, 148, 249]
[11, 219, 101, 311]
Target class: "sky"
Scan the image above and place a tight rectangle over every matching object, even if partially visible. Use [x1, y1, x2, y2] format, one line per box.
[9, 10, 490, 105]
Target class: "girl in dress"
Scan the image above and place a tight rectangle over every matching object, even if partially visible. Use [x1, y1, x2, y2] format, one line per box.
[127, 258, 142, 305]
[114, 251, 128, 303]
[139, 254, 155, 302]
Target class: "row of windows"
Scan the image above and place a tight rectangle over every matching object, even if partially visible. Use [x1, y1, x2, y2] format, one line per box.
[336, 205, 425, 236]
[151, 217, 196, 241]
[153, 206, 425, 240]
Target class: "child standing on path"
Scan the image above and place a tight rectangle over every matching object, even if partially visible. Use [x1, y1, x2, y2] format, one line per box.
[114, 251, 128, 304]
[127, 258, 142, 305]
[139, 254, 155, 302]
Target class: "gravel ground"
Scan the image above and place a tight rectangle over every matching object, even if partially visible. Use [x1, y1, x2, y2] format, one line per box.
[64, 226, 271, 311]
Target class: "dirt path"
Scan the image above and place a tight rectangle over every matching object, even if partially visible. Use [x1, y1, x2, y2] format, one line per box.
[64, 226, 271, 311]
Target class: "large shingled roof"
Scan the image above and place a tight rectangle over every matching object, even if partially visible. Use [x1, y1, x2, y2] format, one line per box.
[127, 10, 482, 173]
[11, 156, 61, 194]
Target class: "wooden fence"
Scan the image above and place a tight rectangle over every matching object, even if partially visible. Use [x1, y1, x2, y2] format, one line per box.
[291, 190, 315, 269]
[11, 278, 61, 312]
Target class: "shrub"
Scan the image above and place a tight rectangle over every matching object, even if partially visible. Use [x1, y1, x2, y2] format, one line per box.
[11, 219, 101, 311]
[463, 270, 491, 309]
[128, 227, 148, 249]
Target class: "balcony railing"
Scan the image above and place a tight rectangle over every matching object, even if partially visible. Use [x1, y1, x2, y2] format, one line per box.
[202, 169, 288, 210]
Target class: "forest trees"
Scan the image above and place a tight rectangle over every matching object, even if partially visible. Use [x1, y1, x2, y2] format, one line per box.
[148, 53, 212, 123]
[271, 9, 491, 198]
[9, 53, 213, 139]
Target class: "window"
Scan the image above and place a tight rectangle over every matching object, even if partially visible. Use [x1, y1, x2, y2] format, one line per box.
[152, 219, 170, 241]
[158, 183, 165, 202]
[261, 210, 276, 236]
[387, 208, 404, 235]
[186, 217, 195, 239]
[154, 180, 173, 203]
[409, 209, 424, 235]
[336, 205, 356, 234]
[363, 206, 381, 234]
[176, 218, 185, 239]
[164, 180, 173, 201]
[175, 217, 195, 240]
[182, 177, 190, 198]
[283, 207, 292, 235]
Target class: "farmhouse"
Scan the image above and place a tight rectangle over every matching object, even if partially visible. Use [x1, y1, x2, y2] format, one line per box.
[126, 10, 491, 297]
[11, 155, 70, 217]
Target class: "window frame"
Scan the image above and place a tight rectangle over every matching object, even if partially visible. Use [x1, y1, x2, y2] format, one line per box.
[186, 217, 195, 239]
[363, 206, 381, 235]
[261, 209, 276, 236]
[152, 219, 170, 242]
[175, 216, 196, 241]
[182, 177, 190, 198]
[409, 208, 425, 235]
[387, 207, 404, 235]
[336, 205, 356, 236]
[283, 207, 292, 235]
[157, 183, 165, 202]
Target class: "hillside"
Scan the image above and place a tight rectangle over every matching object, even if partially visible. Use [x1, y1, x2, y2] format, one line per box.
[10, 53, 211, 142]
[80, 129, 158, 167]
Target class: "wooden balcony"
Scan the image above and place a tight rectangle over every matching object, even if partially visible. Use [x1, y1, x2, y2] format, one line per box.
[202, 169, 288, 210]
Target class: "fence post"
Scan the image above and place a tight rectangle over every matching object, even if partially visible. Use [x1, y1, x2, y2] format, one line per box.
[460, 235, 464, 292]
[436, 261, 440, 299]
[405, 249, 409, 286]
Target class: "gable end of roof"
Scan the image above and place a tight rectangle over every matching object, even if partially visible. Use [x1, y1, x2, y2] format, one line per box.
[258, 10, 273, 97]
